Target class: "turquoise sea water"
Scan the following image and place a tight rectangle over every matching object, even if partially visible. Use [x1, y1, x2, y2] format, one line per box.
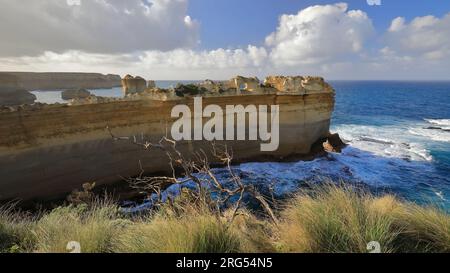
[32, 81, 450, 209]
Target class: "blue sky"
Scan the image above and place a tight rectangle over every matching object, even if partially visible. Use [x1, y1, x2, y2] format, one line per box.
[0, 0, 449, 80]
[189, 0, 450, 50]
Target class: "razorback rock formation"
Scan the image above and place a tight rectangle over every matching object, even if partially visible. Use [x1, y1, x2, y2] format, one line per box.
[0, 75, 336, 203]
[61, 88, 91, 100]
[0, 72, 121, 90]
[122, 75, 148, 95]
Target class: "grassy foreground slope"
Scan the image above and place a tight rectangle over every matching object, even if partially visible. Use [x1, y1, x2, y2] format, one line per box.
[1, 185, 449, 253]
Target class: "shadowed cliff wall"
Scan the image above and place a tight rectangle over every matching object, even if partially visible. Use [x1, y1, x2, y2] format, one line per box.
[0, 78, 335, 202]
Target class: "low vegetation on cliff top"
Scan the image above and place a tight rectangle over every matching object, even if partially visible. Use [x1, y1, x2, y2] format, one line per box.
[1, 184, 449, 253]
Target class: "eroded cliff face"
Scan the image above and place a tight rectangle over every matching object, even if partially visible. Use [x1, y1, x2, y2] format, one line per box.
[0, 75, 335, 202]
[0, 72, 121, 91]
[0, 73, 37, 106]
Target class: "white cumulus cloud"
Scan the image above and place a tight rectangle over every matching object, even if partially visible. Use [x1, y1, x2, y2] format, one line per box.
[266, 3, 374, 66]
[1, 2, 450, 80]
[385, 14, 450, 61]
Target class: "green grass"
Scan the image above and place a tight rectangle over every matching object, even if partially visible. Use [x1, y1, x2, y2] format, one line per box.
[0, 185, 449, 253]
[0, 204, 35, 253]
[33, 200, 128, 253]
[276, 185, 401, 253]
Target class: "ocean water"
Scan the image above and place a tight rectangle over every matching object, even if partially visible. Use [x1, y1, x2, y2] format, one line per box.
[31, 81, 199, 104]
[31, 81, 450, 209]
[236, 81, 450, 208]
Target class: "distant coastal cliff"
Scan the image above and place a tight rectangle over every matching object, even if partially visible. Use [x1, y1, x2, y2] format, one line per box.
[0, 72, 121, 91]
[0, 75, 337, 203]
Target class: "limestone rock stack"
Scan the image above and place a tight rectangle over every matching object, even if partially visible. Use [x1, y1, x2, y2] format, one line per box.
[61, 88, 91, 100]
[122, 75, 148, 95]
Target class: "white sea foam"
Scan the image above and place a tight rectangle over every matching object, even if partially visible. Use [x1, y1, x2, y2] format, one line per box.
[409, 127, 450, 143]
[434, 191, 447, 201]
[127, 120, 449, 211]
[425, 119, 450, 127]
[333, 124, 433, 161]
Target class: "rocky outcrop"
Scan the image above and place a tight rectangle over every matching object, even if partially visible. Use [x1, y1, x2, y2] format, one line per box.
[147, 80, 156, 89]
[0, 89, 36, 106]
[264, 76, 335, 94]
[264, 76, 305, 93]
[121, 75, 147, 95]
[323, 133, 347, 153]
[233, 76, 261, 93]
[61, 88, 91, 100]
[0, 75, 335, 202]
[0, 73, 36, 106]
[0, 72, 121, 91]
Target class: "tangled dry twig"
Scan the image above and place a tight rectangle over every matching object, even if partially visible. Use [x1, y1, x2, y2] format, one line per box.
[107, 126, 279, 224]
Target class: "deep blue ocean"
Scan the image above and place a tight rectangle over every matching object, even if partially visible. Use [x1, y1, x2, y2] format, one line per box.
[33, 81, 450, 209]
[236, 81, 450, 209]
[331, 81, 450, 207]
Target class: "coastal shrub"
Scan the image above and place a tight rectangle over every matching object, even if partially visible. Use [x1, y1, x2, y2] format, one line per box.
[225, 209, 276, 253]
[0, 206, 35, 253]
[393, 203, 450, 253]
[33, 200, 127, 253]
[1, 185, 450, 253]
[276, 185, 400, 253]
[115, 200, 241, 253]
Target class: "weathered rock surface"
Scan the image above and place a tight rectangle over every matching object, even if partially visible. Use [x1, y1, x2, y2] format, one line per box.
[122, 75, 147, 95]
[147, 80, 156, 89]
[0, 72, 121, 90]
[0, 73, 19, 92]
[0, 89, 36, 106]
[0, 73, 37, 106]
[323, 133, 347, 153]
[233, 76, 261, 93]
[264, 76, 305, 93]
[61, 88, 91, 100]
[0, 75, 336, 202]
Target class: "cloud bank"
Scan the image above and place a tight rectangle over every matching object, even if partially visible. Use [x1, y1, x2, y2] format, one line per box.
[0, 1, 449, 80]
[0, 0, 199, 56]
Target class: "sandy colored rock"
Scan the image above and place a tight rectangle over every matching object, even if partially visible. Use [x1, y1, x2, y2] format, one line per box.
[233, 76, 261, 93]
[122, 75, 147, 95]
[61, 88, 91, 100]
[264, 76, 305, 93]
[0, 75, 336, 202]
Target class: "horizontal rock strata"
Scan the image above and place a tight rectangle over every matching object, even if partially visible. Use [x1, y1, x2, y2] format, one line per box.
[0, 75, 335, 202]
